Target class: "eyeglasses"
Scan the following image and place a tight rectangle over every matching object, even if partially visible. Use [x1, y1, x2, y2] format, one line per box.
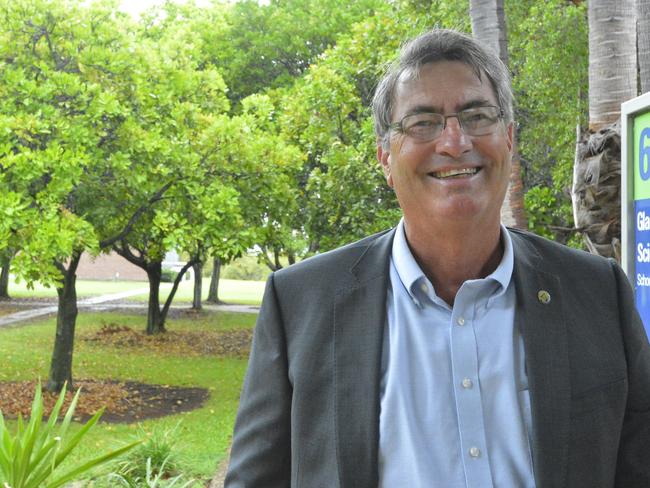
[389, 105, 504, 141]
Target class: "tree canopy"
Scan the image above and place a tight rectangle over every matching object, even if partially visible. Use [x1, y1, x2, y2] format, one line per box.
[0, 0, 598, 387]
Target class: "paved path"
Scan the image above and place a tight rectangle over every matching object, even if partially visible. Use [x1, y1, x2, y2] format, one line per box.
[0, 286, 258, 328]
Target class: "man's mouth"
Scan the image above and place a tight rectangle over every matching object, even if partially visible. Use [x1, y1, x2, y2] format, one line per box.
[429, 167, 480, 179]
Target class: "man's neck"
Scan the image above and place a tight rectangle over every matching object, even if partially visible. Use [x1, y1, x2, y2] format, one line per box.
[403, 219, 504, 306]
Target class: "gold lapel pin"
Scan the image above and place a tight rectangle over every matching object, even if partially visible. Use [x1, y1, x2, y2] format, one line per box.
[537, 290, 551, 304]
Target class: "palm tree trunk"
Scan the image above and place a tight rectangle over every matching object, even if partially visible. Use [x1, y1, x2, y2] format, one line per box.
[639, 0, 650, 93]
[469, 0, 508, 63]
[470, 0, 527, 229]
[587, 0, 637, 130]
[572, 0, 637, 260]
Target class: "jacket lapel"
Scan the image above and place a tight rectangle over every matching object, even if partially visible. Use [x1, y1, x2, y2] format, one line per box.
[334, 229, 394, 488]
[511, 231, 570, 488]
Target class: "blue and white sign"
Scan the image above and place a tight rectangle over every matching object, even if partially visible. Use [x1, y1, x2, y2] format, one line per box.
[630, 107, 650, 338]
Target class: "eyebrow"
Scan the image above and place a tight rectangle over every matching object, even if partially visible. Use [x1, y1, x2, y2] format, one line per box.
[404, 98, 494, 116]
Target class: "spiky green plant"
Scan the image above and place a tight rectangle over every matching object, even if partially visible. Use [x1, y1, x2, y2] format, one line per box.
[108, 455, 197, 488]
[111, 423, 183, 482]
[0, 383, 140, 488]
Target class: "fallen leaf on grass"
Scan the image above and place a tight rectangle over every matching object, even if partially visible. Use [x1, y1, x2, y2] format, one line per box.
[81, 323, 253, 357]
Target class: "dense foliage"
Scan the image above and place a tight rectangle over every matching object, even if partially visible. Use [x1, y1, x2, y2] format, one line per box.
[0, 0, 591, 386]
[1, 0, 590, 275]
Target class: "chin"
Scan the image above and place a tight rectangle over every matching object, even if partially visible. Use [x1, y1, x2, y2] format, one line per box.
[435, 198, 489, 220]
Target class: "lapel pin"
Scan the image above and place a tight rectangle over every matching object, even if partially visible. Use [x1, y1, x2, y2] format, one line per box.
[537, 290, 551, 304]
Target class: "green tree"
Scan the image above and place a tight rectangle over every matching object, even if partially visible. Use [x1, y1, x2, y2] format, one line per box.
[208, 0, 387, 105]
[509, 0, 588, 243]
[0, 0, 165, 391]
[102, 8, 249, 333]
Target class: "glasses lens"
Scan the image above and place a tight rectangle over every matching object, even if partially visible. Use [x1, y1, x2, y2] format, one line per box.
[458, 106, 501, 135]
[402, 113, 445, 140]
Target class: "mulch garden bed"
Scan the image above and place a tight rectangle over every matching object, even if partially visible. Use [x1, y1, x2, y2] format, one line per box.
[0, 379, 209, 423]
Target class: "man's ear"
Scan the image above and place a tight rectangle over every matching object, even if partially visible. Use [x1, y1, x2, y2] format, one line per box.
[377, 141, 394, 188]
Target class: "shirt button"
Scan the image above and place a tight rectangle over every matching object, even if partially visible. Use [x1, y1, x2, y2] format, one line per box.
[462, 378, 473, 389]
[457, 317, 465, 326]
[469, 447, 481, 458]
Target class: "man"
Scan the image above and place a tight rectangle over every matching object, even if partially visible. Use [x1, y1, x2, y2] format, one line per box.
[225, 29, 650, 488]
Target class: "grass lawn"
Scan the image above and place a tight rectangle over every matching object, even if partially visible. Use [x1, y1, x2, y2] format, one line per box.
[7, 277, 265, 305]
[132, 278, 266, 305]
[7, 279, 149, 298]
[0, 309, 257, 484]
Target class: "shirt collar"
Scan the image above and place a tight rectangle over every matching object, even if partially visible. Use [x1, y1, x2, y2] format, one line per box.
[391, 218, 514, 304]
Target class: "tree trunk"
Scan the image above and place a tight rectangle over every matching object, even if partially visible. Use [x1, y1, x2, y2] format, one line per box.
[470, 0, 508, 63]
[469, 0, 527, 229]
[206, 257, 222, 304]
[47, 252, 82, 393]
[159, 259, 195, 327]
[572, 124, 622, 259]
[639, 0, 650, 93]
[145, 262, 164, 335]
[0, 255, 10, 299]
[113, 244, 166, 335]
[573, 0, 636, 259]
[588, 0, 637, 130]
[192, 261, 202, 310]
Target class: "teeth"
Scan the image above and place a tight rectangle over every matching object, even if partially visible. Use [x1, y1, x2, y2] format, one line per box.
[432, 168, 479, 179]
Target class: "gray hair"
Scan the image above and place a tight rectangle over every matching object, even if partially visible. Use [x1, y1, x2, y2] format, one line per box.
[372, 29, 514, 149]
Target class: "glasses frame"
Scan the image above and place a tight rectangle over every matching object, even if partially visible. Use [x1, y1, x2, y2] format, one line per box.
[389, 105, 505, 142]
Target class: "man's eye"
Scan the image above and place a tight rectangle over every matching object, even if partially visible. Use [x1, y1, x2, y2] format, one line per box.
[412, 119, 436, 127]
[462, 111, 496, 128]
[465, 113, 489, 122]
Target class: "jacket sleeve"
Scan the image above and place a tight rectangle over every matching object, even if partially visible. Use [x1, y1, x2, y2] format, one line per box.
[225, 273, 292, 488]
[612, 261, 650, 487]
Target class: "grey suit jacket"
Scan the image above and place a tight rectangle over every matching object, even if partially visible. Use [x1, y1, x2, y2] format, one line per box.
[225, 228, 650, 488]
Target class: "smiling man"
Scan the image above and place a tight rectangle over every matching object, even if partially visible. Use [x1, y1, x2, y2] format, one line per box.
[225, 29, 650, 488]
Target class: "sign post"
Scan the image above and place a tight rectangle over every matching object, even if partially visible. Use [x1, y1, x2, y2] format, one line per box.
[622, 92, 650, 338]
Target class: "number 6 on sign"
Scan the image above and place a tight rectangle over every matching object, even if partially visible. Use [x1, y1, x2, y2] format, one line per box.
[640, 127, 650, 181]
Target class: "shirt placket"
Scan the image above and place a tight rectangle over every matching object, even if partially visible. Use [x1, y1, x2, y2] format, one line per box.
[450, 285, 493, 488]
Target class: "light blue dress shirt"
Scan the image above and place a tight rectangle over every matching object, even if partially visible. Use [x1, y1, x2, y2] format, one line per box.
[378, 220, 536, 488]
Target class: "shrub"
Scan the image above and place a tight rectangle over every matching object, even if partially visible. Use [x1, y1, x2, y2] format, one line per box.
[0, 383, 140, 488]
[104, 423, 196, 486]
[107, 455, 196, 487]
[160, 268, 178, 283]
[221, 255, 270, 281]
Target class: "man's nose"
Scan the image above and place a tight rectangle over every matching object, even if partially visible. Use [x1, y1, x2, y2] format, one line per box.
[434, 116, 472, 159]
